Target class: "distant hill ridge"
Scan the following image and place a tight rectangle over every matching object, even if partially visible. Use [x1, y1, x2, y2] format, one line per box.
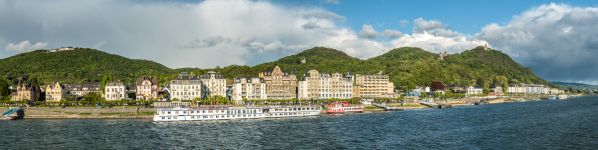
[0, 46, 547, 90]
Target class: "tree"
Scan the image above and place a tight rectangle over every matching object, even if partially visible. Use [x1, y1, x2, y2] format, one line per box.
[431, 81, 445, 91]
[0, 78, 10, 98]
[100, 75, 113, 94]
[82, 92, 104, 106]
[476, 78, 490, 94]
[494, 76, 509, 93]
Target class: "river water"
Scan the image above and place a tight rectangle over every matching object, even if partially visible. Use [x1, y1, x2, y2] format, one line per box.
[2, 96, 598, 149]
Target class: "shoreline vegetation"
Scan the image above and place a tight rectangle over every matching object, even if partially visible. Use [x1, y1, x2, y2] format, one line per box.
[1, 95, 586, 119]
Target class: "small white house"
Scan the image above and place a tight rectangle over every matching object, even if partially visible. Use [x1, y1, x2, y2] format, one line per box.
[466, 86, 483, 96]
[105, 81, 127, 100]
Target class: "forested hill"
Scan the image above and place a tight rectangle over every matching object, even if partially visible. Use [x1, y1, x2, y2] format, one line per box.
[193, 46, 546, 90]
[0, 46, 547, 90]
[0, 48, 174, 85]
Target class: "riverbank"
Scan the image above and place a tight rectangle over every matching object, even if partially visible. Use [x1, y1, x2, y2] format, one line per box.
[1, 95, 585, 119]
[0, 107, 155, 119]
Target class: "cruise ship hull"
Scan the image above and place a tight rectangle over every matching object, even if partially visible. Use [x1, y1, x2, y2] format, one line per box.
[153, 106, 321, 122]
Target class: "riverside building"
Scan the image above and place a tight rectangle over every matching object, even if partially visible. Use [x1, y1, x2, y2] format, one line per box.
[169, 72, 202, 100]
[11, 84, 40, 101]
[136, 76, 159, 100]
[231, 77, 267, 102]
[200, 71, 227, 98]
[353, 74, 395, 98]
[105, 81, 127, 100]
[64, 83, 101, 97]
[45, 82, 66, 102]
[298, 70, 353, 100]
[259, 65, 297, 100]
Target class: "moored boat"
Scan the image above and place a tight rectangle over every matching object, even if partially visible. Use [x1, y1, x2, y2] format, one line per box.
[325, 102, 363, 114]
[1, 107, 24, 120]
[557, 94, 568, 100]
[153, 105, 321, 122]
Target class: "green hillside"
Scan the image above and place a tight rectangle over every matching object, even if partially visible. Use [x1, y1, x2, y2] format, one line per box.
[200, 46, 546, 90]
[367, 46, 546, 89]
[0, 48, 174, 85]
[0, 46, 547, 91]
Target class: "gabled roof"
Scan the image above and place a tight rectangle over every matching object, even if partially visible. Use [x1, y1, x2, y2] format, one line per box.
[136, 76, 158, 85]
[106, 81, 125, 86]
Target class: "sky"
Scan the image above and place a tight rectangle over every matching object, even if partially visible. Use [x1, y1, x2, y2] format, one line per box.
[1, 0, 597, 84]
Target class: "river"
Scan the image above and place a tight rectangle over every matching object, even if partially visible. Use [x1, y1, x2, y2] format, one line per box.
[2, 96, 598, 149]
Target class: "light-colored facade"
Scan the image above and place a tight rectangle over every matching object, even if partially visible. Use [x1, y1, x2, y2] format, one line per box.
[169, 72, 202, 100]
[231, 77, 267, 101]
[491, 86, 503, 93]
[45, 82, 66, 102]
[105, 81, 126, 100]
[466, 86, 484, 96]
[508, 84, 527, 94]
[259, 66, 297, 100]
[353, 74, 394, 98]
[527, 84, 547, 94]
[298, 70, 353, 99]
[65, 83, 101, 97]
[136, 77, 159, 100]
[508, 84, 556, 95]
[11, 84, 40, 101]
[200, 71, 227, 98]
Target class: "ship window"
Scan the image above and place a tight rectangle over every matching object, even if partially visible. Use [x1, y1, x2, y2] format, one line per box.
[161, 117, 165, 119]
[167, 111, 171, 114]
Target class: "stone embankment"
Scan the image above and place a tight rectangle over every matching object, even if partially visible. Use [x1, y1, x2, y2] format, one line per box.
[0, 107, 155, 119]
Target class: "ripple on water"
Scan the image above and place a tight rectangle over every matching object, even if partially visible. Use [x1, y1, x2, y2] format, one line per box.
[2, 96, 598, 149]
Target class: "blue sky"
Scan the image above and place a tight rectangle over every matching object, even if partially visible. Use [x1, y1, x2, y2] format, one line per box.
[276, 0, 597, 34]
[1, 0, 598, 84]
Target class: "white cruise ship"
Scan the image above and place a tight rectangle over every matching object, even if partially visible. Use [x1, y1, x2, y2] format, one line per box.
[153, 105, 322, 122]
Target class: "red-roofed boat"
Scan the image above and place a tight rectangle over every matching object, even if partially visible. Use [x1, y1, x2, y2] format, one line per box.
[325, 102, 363, 114]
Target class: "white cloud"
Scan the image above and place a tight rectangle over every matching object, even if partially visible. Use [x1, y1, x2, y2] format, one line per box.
[5, 40, 48, 52]
[0, 0, 376, 67]
[390, 18, 487, 53]
[359, 24, 378, 39]
[477, 3, 598, 82]
[0, 0, 485, 68]
[383, 29, 402, 39]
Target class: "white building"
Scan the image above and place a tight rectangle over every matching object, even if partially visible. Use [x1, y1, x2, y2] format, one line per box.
[231, 77, 267, 101]
[105, 81, 126, 100]
[169, 72, 202, 100]
[527, 84, 547, 94]
[508, 84, 527, 94]
[466, 86, 483, 96]
[298, 70, 353, 100]
[136, 76, 159, 100]
[200, 71, 227, 98]
[508, 83, 557, 95]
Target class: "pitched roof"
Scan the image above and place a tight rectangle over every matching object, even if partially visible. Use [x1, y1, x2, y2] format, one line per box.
[136, 76, 158, 85]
